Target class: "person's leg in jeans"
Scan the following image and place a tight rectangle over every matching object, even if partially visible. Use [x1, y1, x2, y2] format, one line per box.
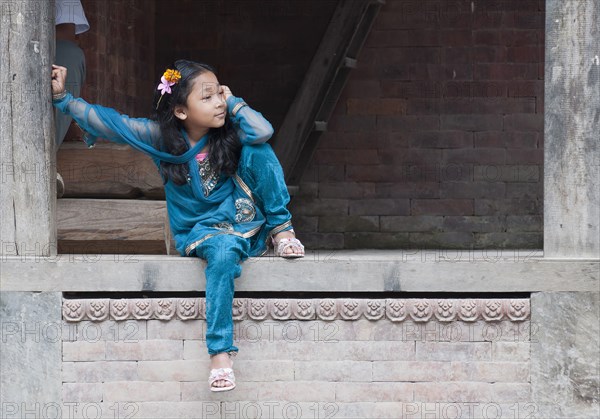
[236, 143, 302, 255]
[54, 39, 86, 197]
[195, 233, 250, 389]
[54, 39, 86, 148]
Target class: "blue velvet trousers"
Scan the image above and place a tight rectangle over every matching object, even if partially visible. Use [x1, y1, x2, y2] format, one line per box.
[194, 143, 294, 356]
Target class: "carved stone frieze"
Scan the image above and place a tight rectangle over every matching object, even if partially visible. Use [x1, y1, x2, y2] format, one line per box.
[62, 298, 530, 323]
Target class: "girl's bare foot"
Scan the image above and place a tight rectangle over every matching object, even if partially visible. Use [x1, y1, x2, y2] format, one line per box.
[209, 352, 234, 390]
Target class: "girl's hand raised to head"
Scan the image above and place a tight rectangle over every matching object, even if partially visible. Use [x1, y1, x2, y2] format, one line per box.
[221, 85, 233, 101]
[51, 64, 67, 95]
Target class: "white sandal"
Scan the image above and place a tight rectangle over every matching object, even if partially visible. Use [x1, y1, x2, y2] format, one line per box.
[272, 230, 305, 258]
[209, 352, 236, 392]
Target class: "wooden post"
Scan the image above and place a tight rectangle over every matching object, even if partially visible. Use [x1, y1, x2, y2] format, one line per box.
[0, 0, 57, 257]
[544, 0, 600, 259]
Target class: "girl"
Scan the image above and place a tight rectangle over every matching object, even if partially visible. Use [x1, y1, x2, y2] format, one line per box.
[51, 60, 305, 392]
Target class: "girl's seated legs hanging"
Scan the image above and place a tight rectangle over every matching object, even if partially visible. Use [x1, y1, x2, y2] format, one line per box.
[195, 233, 250, 388]
[237, 143, 303, 255]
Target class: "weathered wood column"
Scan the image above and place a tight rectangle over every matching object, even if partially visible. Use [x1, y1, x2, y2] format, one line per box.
[0, 0, 57, 256]
[544, 0, 600, 259]
[533, 3, 600, 417]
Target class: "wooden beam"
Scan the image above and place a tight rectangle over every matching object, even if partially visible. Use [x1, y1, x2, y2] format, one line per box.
[57, 142, 165, 199]
[57, 198, 176, 255]
[0, 0, 56, 256]
[544, 0, 600, 258]
[273, 0, 373, 181]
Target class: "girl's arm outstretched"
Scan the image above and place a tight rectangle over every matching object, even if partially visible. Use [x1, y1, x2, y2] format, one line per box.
[223, 87, 274, 146]
[51, 64, 160, 150]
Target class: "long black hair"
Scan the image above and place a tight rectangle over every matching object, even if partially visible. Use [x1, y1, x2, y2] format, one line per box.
[151, 60, 241, 185]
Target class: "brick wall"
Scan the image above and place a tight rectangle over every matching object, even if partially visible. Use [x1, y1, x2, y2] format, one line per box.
[291, 0, 545, 249]
[71, 0, 545, 251]
[77, 0, 335, 123]
[62, 297, 532, 417]
[154, 0, 338, 130]
[76, 0, 156, 118]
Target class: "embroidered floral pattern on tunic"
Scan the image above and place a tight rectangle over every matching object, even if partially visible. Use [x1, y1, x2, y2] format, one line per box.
[234, 198, 256, 223]
[198, 158, 220, 196]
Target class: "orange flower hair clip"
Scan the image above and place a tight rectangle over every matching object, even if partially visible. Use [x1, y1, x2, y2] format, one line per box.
[156, 68, 182, 109]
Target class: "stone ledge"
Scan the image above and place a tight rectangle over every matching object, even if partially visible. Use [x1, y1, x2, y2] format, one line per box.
[1, 250, 598, 292]
[62, 298, 530, 323]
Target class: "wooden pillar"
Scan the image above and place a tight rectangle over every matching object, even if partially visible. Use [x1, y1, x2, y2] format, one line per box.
[0, 0, 57, 257]
[544, 0, 600, 259]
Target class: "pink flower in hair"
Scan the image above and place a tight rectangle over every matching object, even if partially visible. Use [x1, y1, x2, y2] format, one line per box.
[157, 75, 175, 95]
[156, 69, 181, 109]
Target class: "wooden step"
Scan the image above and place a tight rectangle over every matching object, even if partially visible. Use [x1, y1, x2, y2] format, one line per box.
[57, 198, 176, 255]
[57, 142, 165, 199]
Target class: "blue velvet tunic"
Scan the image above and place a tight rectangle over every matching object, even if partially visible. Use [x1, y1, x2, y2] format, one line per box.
[53, 92, 281, 257]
